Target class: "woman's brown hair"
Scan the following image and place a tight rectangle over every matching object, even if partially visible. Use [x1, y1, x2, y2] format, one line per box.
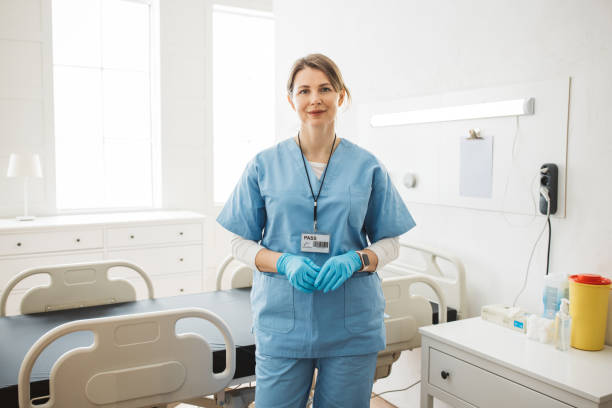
[286, 53, 352, 105]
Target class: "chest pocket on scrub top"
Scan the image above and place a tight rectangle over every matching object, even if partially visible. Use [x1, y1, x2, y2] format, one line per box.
[344, 272, 385, 334]
[348, 186, 371, 229]
[251, 272, 295, 333]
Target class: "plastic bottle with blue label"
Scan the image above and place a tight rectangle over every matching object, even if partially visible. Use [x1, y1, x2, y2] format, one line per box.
[542, 274, 569, 319]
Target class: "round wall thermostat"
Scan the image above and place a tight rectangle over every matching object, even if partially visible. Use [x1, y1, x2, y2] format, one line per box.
[403, 172, 417, 188]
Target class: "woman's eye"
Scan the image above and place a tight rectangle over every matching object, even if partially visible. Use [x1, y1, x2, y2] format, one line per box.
[321, 87, 331, 92]
[298, 89, 308, 95]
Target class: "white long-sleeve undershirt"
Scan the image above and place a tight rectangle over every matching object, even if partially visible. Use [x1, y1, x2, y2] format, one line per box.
[230, 234, 400, 271]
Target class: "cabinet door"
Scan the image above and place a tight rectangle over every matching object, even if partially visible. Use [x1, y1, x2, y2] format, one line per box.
[126, 272, 203, 300]
[106, 245, 202, 277]
[106, 223, 202, 248]
[0, 229, 103, 256]
[429, 348, 572, 408]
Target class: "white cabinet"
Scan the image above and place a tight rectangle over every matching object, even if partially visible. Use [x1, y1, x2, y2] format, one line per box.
[107, 244, 203, 299]
[106, 223, 202, 248]
[128, 272, 203, 298]
[0, 229, 103, 256]
[420, 318, 612, 408]
[107, 245, 202, 277]
[0, 211, 206, 315]
[428, 348, 571, 408]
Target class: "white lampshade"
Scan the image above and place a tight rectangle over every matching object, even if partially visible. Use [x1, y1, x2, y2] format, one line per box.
[6, 153, 43, 178]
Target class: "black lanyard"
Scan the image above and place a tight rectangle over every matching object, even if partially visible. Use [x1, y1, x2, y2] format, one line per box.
[298, 132, 336, 232]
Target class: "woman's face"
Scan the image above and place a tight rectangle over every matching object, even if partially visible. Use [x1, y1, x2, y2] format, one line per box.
[288, 67, 344, 129]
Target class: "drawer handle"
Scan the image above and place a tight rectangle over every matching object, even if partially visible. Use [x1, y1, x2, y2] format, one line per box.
[441, 370, 450, 380]
[180, 288, 184, 292]
[179, 258, 184, 262]
[76, 238, 81, 243]
[16, 242, 22, 247]
[179, 232, 184, 236]
[130, 235, 135, 239]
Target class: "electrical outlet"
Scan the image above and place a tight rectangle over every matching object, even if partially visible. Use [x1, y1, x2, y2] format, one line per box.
[539, 163, 558, 215]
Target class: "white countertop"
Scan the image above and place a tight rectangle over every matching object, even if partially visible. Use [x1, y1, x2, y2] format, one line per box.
[420, 317, 612, 404]
[0, 211, 206, 233]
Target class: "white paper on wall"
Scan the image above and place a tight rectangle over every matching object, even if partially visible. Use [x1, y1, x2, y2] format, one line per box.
[459, 135, 493, 198]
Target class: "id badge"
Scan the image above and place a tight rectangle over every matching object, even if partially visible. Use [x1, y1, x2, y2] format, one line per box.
[301, 232, 330, 254]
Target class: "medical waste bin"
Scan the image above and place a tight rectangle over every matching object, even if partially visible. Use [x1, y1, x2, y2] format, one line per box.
[569, 274, 611, 351]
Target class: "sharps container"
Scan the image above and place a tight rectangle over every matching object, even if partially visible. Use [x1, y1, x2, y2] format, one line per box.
[569, 274, 611, 350]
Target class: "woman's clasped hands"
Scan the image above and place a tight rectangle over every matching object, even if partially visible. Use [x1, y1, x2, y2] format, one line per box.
[276, 254, 320, 293]
[276, 252, 362, 293]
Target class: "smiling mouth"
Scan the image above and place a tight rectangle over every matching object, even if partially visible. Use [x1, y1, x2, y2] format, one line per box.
[308, 111, 326, 114]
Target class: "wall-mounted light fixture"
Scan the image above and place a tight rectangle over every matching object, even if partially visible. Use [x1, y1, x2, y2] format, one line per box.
[370, 97, 535, 128]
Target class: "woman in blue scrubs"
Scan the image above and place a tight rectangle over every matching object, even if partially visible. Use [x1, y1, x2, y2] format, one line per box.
[217, 54, 415, 407]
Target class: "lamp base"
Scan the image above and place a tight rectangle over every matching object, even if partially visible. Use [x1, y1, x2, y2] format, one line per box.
[16, 215, 35, 221]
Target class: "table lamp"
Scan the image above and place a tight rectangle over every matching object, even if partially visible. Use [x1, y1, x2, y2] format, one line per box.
[6, 153, 43, 221]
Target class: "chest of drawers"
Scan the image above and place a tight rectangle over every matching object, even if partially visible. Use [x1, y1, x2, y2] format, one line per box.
[0, 211, 206, 315]
[420, 318, 612, 408]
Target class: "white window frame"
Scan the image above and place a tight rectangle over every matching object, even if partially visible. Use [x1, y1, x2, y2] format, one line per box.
[49, 0, 162, 214]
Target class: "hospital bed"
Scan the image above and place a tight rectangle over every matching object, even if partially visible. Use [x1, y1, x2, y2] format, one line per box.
[215, 242, 467, 403]
[374, 242, 466, 380]
[0, 244, 465, 408]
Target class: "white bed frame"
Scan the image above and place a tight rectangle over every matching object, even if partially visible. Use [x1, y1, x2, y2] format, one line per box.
[374, 242, 467, 380]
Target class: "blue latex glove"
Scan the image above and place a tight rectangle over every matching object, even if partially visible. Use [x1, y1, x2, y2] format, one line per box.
[276, 254, 321, 293]
[315, 251, 362, 293]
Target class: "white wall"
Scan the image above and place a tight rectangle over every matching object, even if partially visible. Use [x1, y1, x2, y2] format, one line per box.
[274, 0, 612, 315]
[159, 0, 210, 213]
[0, 0, 54, 217]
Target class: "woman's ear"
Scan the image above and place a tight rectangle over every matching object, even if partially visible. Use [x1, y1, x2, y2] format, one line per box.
[287, 94, 296, 111]
[338, 90, 345, 107]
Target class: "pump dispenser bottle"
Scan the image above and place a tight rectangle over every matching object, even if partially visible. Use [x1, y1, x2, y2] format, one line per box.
[555, 298, 571, 351]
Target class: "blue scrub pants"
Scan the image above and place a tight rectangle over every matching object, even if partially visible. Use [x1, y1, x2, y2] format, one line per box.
[254, 351, 378, 408]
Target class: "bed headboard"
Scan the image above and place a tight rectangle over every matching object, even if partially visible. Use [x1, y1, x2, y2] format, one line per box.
[380, 242, 468, 319]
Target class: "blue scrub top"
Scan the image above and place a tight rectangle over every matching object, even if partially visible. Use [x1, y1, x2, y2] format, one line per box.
[217, 138, 415, 358]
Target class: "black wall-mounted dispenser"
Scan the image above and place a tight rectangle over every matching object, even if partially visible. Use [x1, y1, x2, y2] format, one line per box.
[539, 163, 558, 215]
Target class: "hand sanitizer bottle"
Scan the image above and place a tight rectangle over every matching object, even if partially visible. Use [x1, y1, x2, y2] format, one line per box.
[554, 298, 571, 351]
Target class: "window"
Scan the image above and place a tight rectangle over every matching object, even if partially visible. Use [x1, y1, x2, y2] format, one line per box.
[52, 0, 158, 210]
[213, 5, 275, 204]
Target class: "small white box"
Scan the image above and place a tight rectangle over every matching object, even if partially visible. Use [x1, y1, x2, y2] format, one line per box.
[481, 304, 529, 333]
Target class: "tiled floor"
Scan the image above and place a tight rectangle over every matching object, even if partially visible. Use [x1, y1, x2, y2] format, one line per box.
[372, 348, 452, 408]
[371, 395, 399, 407]
[176, 399, 396, 408]
[177, 398, 397, 408]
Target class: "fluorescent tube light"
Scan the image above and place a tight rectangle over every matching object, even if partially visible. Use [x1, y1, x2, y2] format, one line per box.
[370, 97, 535, 127]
